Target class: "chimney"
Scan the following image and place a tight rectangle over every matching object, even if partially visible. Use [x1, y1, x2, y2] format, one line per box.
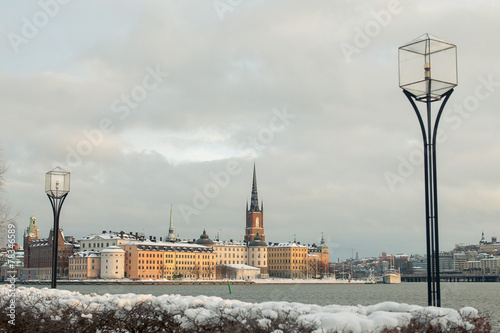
[149, 236, 152, 241]
[493, 236, 497, 243]
[160, 237, 162, 241]
[103, 230, 106, 234]
[120, 231, 124, 239]
[72, 237, 75, 243]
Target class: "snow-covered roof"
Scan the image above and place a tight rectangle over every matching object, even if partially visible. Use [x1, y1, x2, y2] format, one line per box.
[213, 241, 246, 247]
[80, 232, 138, 241]
[101, 246, 126, 253]
[119, 240, 214, 252]
[268, 242, 308, 248]
[70, 250, 101, 259]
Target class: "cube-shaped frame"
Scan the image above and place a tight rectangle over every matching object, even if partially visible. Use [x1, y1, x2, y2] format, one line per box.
[45, 166, 70, 198]
[399, 33, 457, 101]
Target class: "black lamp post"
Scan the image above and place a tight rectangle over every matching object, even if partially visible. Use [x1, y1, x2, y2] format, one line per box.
[45, 166, 70, 289]
[399, 34, 457, 307]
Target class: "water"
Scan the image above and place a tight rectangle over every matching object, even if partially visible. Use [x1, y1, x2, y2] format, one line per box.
[28, 282, 500, 329]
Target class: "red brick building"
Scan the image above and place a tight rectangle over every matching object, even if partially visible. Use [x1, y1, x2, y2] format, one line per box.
[23, 216, 77, 279]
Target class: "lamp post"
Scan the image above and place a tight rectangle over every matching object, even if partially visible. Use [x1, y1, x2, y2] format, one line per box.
[398, 34, 457, 307]
[45, 166, 70, 289]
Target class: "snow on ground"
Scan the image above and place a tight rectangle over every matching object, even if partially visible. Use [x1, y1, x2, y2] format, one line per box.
[2, 286, 479, 333]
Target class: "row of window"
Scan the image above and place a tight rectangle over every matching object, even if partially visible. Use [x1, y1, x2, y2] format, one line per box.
[269, 265, 306, 270]
[82, 243, 111, 248]
[135, 252, 213, 259]
[269, 259, 306, 264]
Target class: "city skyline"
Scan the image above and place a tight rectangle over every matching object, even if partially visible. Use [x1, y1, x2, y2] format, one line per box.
[1, 2, 500, 260]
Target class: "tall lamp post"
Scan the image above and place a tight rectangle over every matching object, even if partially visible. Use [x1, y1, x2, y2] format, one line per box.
[45, 166, 70, 289]
[399, 34, 457, 307]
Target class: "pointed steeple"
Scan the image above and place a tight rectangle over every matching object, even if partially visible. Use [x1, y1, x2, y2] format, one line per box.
[250, 162, 260, 212]
[167, 204, 176, 242]
[319, 232, 328, 249]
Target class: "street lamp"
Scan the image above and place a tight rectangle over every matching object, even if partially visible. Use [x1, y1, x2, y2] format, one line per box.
[45, 166, 70, 288]
[399, 33, 457, 307]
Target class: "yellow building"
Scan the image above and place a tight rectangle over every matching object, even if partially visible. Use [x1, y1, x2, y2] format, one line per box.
[268, 242, 309, 279]
[68, 251, 101, 280]
[480, 257, 500, 274]
[307, 235, 330, 277]
[119, 240, 216, 280]
[212, 242, 247, 265]
[247, 232, 268, 276]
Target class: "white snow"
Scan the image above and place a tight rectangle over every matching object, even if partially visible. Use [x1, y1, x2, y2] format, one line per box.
[1, 286, 479, 332]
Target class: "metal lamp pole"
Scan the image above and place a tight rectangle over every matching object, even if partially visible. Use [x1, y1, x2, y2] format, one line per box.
[399, 34, 457, 307]
[45, 167, 70, 289]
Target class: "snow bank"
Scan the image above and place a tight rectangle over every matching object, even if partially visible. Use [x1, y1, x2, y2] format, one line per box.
[1, 286, 480, 332]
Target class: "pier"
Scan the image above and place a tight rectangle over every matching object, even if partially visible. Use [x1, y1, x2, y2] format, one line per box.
[402, 273, 500, 283]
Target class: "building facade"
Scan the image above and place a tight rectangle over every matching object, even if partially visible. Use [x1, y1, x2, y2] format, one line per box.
[100, 246, 125, 279]
[268, 242, 309, 279]
[247, 232, 268, 275]
[68, 250, 101, 280]
[23, 215, 77, 279]
[119, 240, 216, 280]
[79, 231, 139, 251]
[308, 235, 330, 277]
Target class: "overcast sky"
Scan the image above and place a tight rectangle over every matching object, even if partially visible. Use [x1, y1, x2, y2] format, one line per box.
[1, 1, 499, 260]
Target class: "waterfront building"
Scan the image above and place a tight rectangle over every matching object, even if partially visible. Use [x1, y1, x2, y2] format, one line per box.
[481, 257, 500, 274]
[212, 239, 247, 265]
[100, 246, 126, 279]
[268, 241, 309, 279]
[22, 215, 78, 279]
[463, 260, 481, 272]
[68, 250, 101, 280]
[453, 252, 467, 271]
[119, 239, 216, 280]
[438, 252, 454, 271]
[308, 235, 329, 277]
[247, 232, 268, 276]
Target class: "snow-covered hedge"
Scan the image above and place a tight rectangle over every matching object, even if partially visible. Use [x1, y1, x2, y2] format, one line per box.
[0, 286, 491, 332]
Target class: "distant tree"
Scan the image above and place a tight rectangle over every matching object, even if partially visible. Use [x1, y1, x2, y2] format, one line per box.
[0, 153, 16, 248]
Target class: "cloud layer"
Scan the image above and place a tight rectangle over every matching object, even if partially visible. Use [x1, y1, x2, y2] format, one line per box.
[1, 0, 499, 259]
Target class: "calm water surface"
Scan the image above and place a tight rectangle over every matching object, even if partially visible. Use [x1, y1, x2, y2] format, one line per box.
[31, 282, 500, 329]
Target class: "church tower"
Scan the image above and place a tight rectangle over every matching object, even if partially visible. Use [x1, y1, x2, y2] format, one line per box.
[245, 163, 265, 243]
[23, 214, 40, 268]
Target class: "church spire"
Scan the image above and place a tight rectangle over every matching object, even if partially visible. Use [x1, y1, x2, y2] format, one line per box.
[167, 204, 176, 242]
[250, 162, 260, 212]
